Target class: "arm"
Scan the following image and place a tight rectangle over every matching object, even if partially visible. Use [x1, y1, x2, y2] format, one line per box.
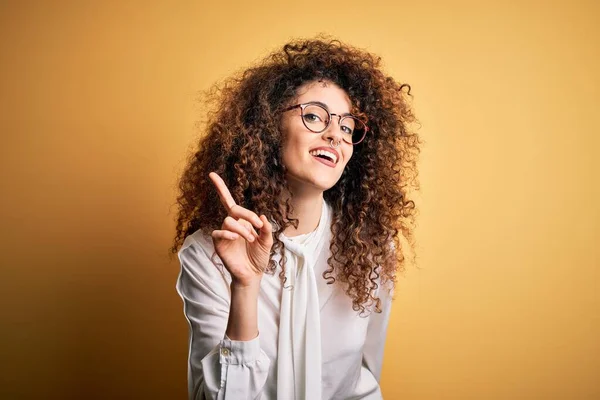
[175, 235, 270, 400]
[348, 282, 394, 399]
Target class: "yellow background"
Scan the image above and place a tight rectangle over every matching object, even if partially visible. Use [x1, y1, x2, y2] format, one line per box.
[1, 1, 598, 399]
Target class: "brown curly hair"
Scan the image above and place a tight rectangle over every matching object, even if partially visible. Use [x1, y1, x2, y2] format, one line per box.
[170, 36, 421, 314]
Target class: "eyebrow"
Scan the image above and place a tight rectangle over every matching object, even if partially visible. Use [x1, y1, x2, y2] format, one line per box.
[309, 101, 352, 117]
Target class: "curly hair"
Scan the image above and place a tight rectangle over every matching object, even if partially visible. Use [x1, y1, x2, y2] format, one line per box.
[170, 36, 421, 314]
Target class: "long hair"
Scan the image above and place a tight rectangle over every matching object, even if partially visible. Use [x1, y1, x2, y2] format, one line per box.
[170, 36, 421, 314]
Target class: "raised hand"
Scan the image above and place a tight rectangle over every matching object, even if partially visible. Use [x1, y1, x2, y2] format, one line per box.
[208, 172, 273, 288]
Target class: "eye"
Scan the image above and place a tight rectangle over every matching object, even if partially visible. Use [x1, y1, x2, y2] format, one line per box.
[303, 113, 323, 123]
[303, 104, 329, 125]
[340, 116, 358, 136]
[340, 125, 354, 135]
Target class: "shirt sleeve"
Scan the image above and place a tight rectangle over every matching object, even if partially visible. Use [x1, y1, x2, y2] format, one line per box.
[175, 235, 271, 400]
[348, 281, 394, 399]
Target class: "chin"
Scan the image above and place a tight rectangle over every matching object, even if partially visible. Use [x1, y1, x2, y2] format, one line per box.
[312, 176, 342, 192]
[286, 173, 341, 194]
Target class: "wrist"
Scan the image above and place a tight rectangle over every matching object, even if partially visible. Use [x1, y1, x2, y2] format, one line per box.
[230, 277, 261, 292]
[227, 280, 260, 341]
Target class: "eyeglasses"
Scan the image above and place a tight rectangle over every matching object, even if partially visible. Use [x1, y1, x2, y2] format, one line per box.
[282, 102, 369, 145]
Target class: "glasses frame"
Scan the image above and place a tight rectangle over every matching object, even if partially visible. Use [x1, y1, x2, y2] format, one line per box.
[282, 102, 369, 145]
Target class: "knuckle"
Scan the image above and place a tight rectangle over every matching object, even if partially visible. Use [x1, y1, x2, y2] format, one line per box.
[223, 216, 235, 226]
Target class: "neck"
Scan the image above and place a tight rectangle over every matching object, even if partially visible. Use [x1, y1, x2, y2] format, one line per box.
[282, 185, 324, 237]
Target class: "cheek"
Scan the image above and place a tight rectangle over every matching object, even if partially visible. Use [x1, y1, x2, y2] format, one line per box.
[281, 123, 307, 152]
[343, 147, 354, 166]
[282, 135, 302, 158]
[281, 139, 305, 169]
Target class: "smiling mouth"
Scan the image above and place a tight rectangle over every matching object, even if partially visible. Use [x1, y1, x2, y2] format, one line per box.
[308, 149, 338, 164]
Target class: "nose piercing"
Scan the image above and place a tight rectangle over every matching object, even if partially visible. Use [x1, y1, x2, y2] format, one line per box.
[329, 138, 341, 149]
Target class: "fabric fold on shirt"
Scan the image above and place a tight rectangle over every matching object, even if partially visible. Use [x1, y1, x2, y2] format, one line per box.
[276, 200, 331, 400]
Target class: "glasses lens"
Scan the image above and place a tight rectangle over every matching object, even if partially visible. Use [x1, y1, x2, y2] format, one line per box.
[302, 104, 329, 132]
[341, 117, 367, 144]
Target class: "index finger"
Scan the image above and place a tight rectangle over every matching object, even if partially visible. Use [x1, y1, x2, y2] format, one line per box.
[208, 172, 236, 211]
[208, 172, 264, 229]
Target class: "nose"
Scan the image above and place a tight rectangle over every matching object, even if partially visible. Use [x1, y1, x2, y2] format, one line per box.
[322, 114, 344, 143]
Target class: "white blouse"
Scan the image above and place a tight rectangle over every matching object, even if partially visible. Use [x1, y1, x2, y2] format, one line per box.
[175, 202, 393, 400]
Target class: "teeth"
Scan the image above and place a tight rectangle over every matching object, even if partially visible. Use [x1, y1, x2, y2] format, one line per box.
[309, 149, 338, 164]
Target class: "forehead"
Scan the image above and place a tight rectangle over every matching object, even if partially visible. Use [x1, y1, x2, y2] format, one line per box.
[294, 80, 352, 112]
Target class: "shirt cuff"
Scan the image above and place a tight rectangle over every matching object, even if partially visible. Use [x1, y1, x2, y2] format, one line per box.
[219, 333, 261, 365]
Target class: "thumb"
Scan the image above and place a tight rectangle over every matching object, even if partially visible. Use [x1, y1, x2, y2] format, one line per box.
[258, 215, 273, 244]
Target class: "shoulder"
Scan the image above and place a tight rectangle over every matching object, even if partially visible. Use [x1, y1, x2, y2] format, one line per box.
[177, 228, 231, 284]
[179, 228, 214, 255]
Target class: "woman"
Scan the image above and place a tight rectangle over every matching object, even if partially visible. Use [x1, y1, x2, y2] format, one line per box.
[171, 37, 420, 399]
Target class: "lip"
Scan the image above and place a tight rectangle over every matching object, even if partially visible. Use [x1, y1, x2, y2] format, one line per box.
[312, 155, 336, 168]
[308, 146, 340, 165]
